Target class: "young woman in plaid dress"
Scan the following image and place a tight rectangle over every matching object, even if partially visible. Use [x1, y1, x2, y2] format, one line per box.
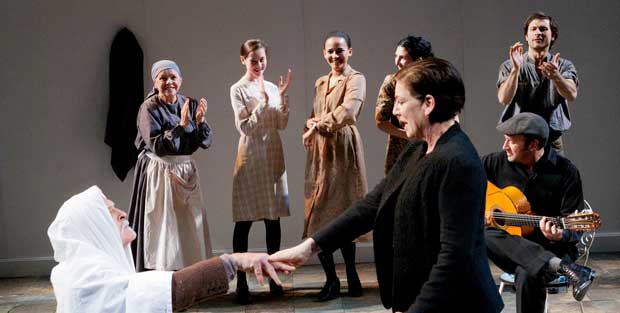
[229, 39, 292, 304]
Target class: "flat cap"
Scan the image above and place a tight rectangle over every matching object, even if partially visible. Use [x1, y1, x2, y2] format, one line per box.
[497, 112, 549, 145]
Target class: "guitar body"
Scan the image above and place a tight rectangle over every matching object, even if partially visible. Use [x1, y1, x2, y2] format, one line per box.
[486, 181, 534, 236]
[486, 181, 601, 235]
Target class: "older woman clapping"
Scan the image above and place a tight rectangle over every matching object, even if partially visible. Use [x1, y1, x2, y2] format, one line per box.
[127, 60, 213, 272]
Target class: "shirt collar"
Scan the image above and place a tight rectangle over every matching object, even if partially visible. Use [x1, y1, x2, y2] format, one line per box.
[535, 145, 558, 167]
[507, 145, 557, 175]
[524, 52, 553, 65]
[316, 65, 356, 87]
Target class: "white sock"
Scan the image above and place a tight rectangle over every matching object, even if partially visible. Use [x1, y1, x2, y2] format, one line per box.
[548, 257, 562, 272]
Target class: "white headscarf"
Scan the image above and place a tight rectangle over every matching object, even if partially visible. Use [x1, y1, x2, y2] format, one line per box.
[150, 60, 181, 81]
[146, 60, 182, 99]
[48, 186, 172, 313]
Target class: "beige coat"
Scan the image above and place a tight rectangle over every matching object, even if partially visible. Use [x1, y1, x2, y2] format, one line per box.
[230, 77, 290, 222]
[303, 65, 369, 239]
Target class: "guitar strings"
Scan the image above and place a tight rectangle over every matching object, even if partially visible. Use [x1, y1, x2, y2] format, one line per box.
[491, 212, 559, 226]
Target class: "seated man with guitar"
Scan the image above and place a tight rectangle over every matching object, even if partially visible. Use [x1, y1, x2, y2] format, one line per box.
[483, 112, 597, 313]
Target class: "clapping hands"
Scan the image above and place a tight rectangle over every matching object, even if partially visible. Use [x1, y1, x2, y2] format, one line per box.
[195, 98, 207, 123]
[509, 42, 524, 71]
[538, 52, 561, 80]
[279, 69, 292, 97]
[258, 76, 270, 104]
[180, 97, 208, 128]
[180, 98, 191, 128]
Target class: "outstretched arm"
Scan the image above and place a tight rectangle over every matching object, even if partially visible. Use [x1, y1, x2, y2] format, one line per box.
[172, 253, 294, 311]
[269, 238, 318, 268]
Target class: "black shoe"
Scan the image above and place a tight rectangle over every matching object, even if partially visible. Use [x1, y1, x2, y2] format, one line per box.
[346, 272, 363, 297]
[558, 261, 596, 301]
[235, 285, 253, 305]
[316, 279, 340, 302]
[270, 280, 284, 296]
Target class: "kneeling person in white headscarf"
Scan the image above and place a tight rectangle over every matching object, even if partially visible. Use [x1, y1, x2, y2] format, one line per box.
[48, 186, 293, 313]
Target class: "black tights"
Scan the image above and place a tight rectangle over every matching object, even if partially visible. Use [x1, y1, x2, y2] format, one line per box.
[233, 219, 281, 287]
[318, 241, 358, 282]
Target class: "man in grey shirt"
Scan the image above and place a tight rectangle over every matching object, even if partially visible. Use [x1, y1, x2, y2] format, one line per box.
[497, 12, 579, 155]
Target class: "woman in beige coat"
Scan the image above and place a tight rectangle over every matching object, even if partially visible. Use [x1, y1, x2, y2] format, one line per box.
[230, 39, 292, 304]
[302, 31, 367, 301]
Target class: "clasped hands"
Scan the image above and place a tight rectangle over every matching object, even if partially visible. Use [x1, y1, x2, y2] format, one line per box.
[303, 117, 321, 149]
[227, 252, 294, 286]
[230, 239, 316, 286]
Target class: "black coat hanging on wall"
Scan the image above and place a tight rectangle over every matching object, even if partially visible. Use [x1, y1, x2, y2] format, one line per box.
[105, 27, 144, 181]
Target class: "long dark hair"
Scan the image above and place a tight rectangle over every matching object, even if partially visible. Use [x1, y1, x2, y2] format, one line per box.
[397, 35, 434, 60]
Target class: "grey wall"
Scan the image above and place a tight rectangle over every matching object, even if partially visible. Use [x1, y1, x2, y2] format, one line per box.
[1, 0, 618, 277]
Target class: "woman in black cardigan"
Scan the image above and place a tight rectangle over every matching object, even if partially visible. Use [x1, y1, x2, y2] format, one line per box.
[271, 58, 503, 313]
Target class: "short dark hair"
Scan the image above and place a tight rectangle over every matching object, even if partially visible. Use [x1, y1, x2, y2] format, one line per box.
[523, 134, 545, 150]
[240, 39, 268, 58]
[397, 35, 434, 60]
[523, 12, 559, 48]
[324, 30, 352, 48]
[394, 58, 465, 124]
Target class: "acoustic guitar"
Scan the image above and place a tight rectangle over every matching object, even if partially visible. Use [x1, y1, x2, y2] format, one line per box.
[485, 181, 601, 236]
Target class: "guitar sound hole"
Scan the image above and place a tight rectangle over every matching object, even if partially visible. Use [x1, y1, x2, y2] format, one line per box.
[493, 209, 506, 226]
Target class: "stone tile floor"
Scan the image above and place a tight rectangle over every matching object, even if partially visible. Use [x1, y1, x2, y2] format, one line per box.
[1, 253, 618, 312]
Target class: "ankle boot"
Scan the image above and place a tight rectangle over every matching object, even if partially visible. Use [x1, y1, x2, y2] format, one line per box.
[558, 261, 596, 301]
[235, 272, 253, 305]
[269, 279, 284, 296]
[342, 243, 363, 297]
[317, 252, 340, 302]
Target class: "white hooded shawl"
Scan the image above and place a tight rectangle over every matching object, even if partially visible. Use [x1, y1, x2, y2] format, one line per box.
[48, 186, 173, 313]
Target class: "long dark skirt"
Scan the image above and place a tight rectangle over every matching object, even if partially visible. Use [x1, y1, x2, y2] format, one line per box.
[128, 152, 150, 272]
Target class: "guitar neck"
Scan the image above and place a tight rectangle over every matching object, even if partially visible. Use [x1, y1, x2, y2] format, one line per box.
[492, 212, 563, 228]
